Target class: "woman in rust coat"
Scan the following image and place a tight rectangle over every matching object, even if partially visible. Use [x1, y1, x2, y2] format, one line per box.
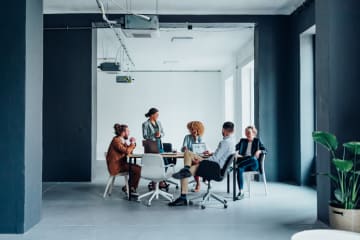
[106, 124, 141, 196]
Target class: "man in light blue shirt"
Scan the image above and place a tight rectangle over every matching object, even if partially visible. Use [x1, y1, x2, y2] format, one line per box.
[169, 122, 235, 207]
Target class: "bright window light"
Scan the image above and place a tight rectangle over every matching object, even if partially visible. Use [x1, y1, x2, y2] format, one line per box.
[225, 75, 234, 122]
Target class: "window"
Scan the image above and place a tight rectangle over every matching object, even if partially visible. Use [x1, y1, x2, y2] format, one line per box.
[241, 60, 254, 134]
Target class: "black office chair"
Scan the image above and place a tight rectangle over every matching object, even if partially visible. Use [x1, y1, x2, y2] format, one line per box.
[189, 153, 236, 209]
[162, 143, 179, 189]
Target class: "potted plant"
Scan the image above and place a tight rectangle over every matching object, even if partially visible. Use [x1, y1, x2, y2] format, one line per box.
[312, 131, 360, 232]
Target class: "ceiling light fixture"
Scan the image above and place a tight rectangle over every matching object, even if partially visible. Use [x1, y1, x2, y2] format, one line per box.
[171, 36, 194, 42]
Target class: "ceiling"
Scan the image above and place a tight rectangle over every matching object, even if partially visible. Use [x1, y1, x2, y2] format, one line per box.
[97, 26, 254, 71]
[44, 0, 306, 15]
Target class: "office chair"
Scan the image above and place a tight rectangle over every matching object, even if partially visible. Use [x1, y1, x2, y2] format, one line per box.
[162, 143, 179, 189]
[138, 154, 174, 206]
[243, 153, 268, 197]
[189, 153, 236, 209]
[103, 152, 129, 198]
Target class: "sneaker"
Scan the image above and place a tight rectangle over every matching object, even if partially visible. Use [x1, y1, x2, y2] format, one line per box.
[172, 168, 192, 179]
[130, 191, 139, 197]
[236, 191, 245, 200]
[130, 188, 139, 197]
[168, 197, 188, 207]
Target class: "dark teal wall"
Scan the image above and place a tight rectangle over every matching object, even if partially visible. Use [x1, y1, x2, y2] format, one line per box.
[43, 29, 92, 181]
[0, 0, 43, 233]
[315, 0, 360, 223]
[288, 0, 316, 185]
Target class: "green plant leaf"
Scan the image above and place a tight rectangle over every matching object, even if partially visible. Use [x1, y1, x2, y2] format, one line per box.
[312, 131, 338, 152]
[333, 158, 353, 172]
[343, 142, 360, 155]
[334, 188, 344, 203]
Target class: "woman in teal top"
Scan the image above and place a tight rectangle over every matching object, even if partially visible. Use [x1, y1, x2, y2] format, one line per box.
[181, 121, 206, 192]
[142, 108, 167, 190]
[142, 108, 165, 152]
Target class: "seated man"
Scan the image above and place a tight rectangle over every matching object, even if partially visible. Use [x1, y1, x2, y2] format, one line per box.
[235, 125, 267, 200]
[169, 122, 236, 206]
[106, 123, 141, 197]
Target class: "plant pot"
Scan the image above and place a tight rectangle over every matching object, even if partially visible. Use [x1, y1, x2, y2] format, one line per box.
[329, 205, 360, 232]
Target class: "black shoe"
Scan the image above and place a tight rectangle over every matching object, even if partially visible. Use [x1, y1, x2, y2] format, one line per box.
[172, 168, 192, 179]
[168, 197, 188, 207]
[236, 191, 244, 200]
[130, 188, 139, 197]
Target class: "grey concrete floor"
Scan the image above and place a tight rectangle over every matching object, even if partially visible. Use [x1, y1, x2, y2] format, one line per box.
[1, 161, 327, 240]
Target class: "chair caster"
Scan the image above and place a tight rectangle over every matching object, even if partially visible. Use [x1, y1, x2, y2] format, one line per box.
[224, 204, 228, 209]
[147, 202, 151, 207]
[189, 200, 194, 206]
[201, 205, 206, 210]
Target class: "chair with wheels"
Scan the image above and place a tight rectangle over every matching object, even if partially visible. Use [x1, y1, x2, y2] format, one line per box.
[103, 152, 129, 198]
[243, 153, 268, 197]
[162, 143, 179, 189]
[138, 154, 175, 206]
[190, 153, 236, 209]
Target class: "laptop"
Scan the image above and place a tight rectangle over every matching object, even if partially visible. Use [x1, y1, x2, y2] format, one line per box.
[192, 143, 207, 155]
[162, 143, 173, 153]
[143, 140, 159, 153]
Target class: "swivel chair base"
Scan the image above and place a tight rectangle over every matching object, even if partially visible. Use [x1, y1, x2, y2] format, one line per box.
[189, 183, 228, 209]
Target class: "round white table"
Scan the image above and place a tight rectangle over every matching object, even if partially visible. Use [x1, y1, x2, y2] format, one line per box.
[291, 230, 360, 240]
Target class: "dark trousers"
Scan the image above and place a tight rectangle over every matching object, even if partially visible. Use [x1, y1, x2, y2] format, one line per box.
[236, 157, 259, 190]
[120, 163, 141, 189]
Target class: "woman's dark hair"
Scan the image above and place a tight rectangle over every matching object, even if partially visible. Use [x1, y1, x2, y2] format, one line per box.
[145, 107, 159, 118]
[114, 123, 128, 136]
[223, 121, 234, 131]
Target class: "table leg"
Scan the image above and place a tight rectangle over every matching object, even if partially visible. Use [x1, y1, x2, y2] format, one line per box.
[233, 159, 237, 201]
[128, 157, 132, 201]
[227, 172, 230, 193]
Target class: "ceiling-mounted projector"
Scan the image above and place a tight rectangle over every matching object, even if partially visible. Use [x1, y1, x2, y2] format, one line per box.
[122, 15, 160, 38]
[116, 75, 134, 83]
[98, 62, 121, 73]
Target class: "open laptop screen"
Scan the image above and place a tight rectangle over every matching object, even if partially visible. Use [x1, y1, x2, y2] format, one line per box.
[143, 140, 159, 153]
[192, 143, 207, 155]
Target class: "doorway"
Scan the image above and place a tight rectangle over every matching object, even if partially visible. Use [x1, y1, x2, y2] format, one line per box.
[300, 25, 316, 186]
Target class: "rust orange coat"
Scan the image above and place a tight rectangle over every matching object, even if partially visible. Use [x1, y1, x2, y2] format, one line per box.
[106, 136, 136, 176]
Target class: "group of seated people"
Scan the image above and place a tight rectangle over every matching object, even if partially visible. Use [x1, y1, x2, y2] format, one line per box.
[106, 107, 267, 206]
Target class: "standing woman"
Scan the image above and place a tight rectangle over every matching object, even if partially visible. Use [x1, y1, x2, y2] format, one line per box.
[142, 107, 165, 152]
[181, 121, 206, 192]
[142, 107, 167, 190]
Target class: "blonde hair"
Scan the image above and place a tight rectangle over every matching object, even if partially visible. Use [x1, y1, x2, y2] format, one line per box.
[187, 121, 205, 137]
[245, 125, 258, 136]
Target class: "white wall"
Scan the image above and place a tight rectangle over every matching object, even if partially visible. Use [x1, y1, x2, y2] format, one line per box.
[96, 71, 223, 160]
